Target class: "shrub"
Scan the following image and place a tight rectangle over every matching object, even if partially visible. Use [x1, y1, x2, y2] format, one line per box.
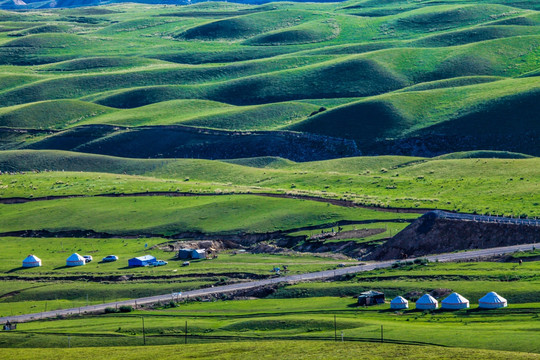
[118, 305, 133, 313]
[104, 307, 118, 313]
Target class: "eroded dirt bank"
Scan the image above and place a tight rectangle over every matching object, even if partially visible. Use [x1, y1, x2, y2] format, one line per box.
[369, 211, 540, 260]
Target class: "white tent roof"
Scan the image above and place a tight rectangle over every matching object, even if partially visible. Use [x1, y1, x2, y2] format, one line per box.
[391, 296, 408, 304]
[416, 294, 437, 304]
[67, 253, 84, 262]
[442, 292, 469, 305]
[23, 254, 41, 263]
[479, 292, 507, 305]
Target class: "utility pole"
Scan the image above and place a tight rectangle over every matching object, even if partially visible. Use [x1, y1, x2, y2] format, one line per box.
[142, 317, 146, 346]
[184, 321, 188, 344]
[334, 315, 337, 342]
[381, 325, 384, 343]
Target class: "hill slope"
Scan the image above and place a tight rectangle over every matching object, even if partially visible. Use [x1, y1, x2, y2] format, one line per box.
[0, 1, 538, 158]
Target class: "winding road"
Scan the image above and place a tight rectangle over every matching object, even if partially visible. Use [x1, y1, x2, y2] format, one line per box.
[1, 242, 538, 325]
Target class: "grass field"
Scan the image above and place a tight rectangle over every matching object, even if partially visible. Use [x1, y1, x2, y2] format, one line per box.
[0, 1, 539, 357]
[0, 295, 539, 354]
[0, 0, 539, 156]
[0, 195, 417, 235]
[1, 341, 538, 359]
[1, 151, 538, 217]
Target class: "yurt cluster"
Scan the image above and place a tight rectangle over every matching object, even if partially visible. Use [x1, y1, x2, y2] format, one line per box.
[22, 253, 87, 268]
[390, 292, 508, 310]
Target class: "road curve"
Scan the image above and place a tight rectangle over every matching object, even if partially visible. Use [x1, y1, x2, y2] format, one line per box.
[1, 242, 538, 325]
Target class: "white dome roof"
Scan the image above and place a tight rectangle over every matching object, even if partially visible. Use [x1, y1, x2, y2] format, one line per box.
[479, 292, 507, 304]
[67, 253, 84, 261]
[417, 294, 437, 304]
[391, 296, 408, 304]
[23, 254, 41, 262]
[442, 292, 469, 305]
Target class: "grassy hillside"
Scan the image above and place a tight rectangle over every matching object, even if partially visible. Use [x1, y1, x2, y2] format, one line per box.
[0, 195, 417, 235]
[0, 100, 113, 129]
[0, 150, 539, 217]
[0, 1, 538, 156]
[288, 77, 540, 154]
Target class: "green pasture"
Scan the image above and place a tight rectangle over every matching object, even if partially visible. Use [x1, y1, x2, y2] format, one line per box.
[0, 296, 538, 353]
[0, 2, 539, 356]
[0, 195, 417, 235]
[0, 236, 356, 276]
[1, 151, 539, 216]
[0, 1, 539, 159]
[1, 341, 538, 359]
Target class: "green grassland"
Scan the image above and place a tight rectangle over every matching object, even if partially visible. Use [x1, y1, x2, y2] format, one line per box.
[0, 195, 417, 235]
[0, 1, 539, 356]
[1, 151, 538, 217]
[0, 293, 539, 353]
[1, 341, 538, 359]
[0, 1, 539, 156]
[0, 236, 355, 276]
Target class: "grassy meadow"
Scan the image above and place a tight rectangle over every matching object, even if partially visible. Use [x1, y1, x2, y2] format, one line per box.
[0, 0, 540, 357]
[0, 0, 539, 156]
[1, 341, 538, 360]
[0, 294, 538, 354]
[1, 151, 539, 217]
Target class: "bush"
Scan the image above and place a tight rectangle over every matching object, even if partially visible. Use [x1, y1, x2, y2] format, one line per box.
[104, 307, 118, 313]
[118, 305, 133, 313]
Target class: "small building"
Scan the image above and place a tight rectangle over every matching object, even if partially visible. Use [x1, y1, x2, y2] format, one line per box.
[128, 255, 156, 267]
[478, 292, 507, 309]
[22, 254, 42, 268]
[441, 292, 469, 310]
[390, 296, 409, 310]
[416, 294, 438, 310]
[177, 249, 206, 260]
[357, 290, 385, 306]
[66, 253, 85, 267]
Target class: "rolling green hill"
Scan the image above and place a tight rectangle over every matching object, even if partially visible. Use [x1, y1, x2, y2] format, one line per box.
[0, 1, 538, 157]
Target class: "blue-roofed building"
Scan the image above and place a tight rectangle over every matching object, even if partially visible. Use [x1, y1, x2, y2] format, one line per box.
[128, 255, 156, 267]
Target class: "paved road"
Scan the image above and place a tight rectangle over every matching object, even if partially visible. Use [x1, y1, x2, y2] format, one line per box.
[1, 242, 538, 325]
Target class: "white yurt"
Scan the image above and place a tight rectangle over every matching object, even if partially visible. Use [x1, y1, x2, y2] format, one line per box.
[416, 294, 438, 310]
[22, 254, 42, 268]
[441, 292, 470, 310]
[390, 296, 409, 310]
[478, 292, 507, 309]
[66, 253, 85, 267]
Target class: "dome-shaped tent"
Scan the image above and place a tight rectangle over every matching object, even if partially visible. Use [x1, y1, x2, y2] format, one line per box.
[390, 296, 408, 310]
[441, 292, 469, 310]
[22, 254, 42, 268]
[478, 292, 507, 309]
[66, 253, 85, 267]
[416, 294, 438, 310]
